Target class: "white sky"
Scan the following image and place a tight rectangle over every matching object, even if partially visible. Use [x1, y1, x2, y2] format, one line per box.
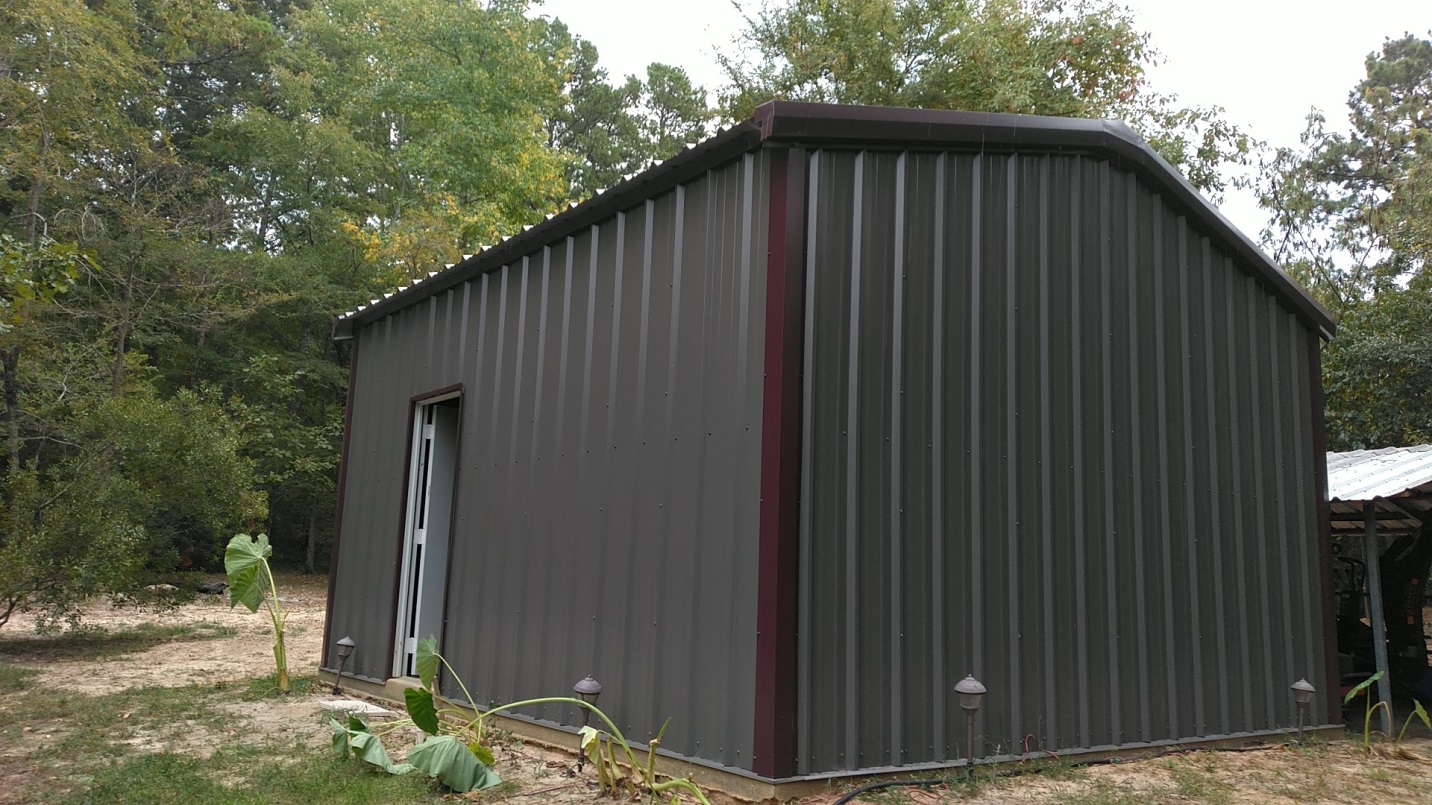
[534, 0, 1432, 240]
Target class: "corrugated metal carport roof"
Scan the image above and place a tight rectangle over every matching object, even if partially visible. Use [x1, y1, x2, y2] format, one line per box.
[1327, 445, 1432, 532]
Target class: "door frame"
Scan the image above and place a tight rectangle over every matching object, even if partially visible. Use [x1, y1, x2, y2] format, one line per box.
[388, 384, 463, 679]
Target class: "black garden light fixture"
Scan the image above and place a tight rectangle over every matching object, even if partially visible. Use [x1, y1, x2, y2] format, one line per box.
[332, 636, 356, 695]
[1291, 678, 1316, 741]
[954, 674, 986, 769]
[573, 676, 603, 773]
[573, 675, 603, 725]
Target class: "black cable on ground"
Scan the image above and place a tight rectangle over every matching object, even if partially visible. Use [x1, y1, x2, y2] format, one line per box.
[830, 743, 1285, 804]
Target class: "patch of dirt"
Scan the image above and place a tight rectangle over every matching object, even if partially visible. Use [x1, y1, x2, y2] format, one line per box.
[1, 572, 328, 694]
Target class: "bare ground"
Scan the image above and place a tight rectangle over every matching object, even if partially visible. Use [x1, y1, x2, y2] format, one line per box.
[3, 578, 1432, 804]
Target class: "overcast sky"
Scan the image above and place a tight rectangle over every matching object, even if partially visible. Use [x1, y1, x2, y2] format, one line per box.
[534, 0, 1432, 239]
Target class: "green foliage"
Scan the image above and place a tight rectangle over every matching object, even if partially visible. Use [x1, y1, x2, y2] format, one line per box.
[0, 457, 146, 629]
[415, 634, 441, 691]
[407, 734, 499, 792]
[224, 533, 289, 692]
[225, 533, 274, 614]
[541, 21, 710, 200]
[0, 234, 82, 335]
[1261, 35, 1432, 450]
[404, 687, 440, 735]
[357, 635, 709, 802]
[719, 0, 1249, 197]
[330, 716, 415, 775]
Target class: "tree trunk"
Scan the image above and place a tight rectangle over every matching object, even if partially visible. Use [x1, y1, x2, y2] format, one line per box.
[25, 129, 49, 245]
[111, 279, 132, 397]
[2, 344, 20, 546]
[2, 345, 19, 478]
[305, 505, 318, 575]
[111, 321, 129, 397]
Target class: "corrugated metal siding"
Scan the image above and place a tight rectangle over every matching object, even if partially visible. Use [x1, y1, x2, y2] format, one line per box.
[797, 149, 1329, 773]
[328, 152, 770, 771]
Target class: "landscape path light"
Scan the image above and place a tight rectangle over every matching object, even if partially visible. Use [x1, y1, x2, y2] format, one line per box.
[332, 636, 356, 695]
[1291, 678, 1316, 742]
[955, 674, 986, 770]
[573, 676, 603, 772]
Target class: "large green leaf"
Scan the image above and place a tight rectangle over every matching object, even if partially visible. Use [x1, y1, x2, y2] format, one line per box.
[1414, 700, 1431, 731]
[224, 533, 272, 613]
[579, 725, 600, 767]
[405, 687, 440, 735]
[415, 635, 440, 690]
[348, 730, 414, 775]
[329, 718, 350, 759]
[1344, 670, 1384, 704]
[329, 716, 412, 774]
[408, 734, 500, 792]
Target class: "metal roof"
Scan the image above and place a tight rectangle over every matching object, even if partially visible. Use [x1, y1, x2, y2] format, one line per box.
[332, 101, 1336, 340]
[1326, 445, 1432, 532]
[1327, 445, 1432, 501]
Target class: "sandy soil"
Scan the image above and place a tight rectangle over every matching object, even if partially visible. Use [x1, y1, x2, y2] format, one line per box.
[1, 573, 329, 696]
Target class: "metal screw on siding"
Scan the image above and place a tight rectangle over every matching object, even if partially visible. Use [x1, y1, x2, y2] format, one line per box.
[1291, 679, 1315, 742]
[955, 675, 986, 772]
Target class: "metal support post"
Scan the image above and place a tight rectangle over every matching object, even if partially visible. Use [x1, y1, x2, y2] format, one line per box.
[1364, 505, 1393, 736]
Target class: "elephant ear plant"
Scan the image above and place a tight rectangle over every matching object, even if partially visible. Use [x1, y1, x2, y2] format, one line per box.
[225, 533, 289, 693]
[333, 636, 711, 802]
[1344, 671, 1432, 759]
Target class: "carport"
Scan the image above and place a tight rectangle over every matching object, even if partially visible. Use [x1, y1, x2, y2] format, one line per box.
[1326, 445, 1432, 733]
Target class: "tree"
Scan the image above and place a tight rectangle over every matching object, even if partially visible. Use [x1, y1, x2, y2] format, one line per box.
[541, 21, 711, 200]
[718, 0, 1249, 198]
[1260, 34, 1432, 448]
[287, 0, 569, 279]
[633, 63, 709, 163]
[542, 22, 644, 198]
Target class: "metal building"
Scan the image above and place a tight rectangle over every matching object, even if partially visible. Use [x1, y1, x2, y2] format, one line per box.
[323, 102, 1339, 783]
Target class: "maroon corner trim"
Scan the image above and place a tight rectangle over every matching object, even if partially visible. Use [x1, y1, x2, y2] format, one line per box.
[753, 146, 808, 779]
[322, 338, 361, 668]
[1308, 332, 1338, 718]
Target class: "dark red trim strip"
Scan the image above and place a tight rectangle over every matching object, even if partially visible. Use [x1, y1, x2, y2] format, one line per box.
[753, 146, 808, 779]
[322, 338, 361, 668]
[411, 383, 463, 404]
[1308, 332, 1338, 718]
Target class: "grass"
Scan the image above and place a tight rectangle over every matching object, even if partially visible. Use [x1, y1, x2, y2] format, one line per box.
[61, 746, 438, 804]
[242, 673, 318, 700]
[0, 622, 236, 661]
[1167, 761, 1234, 804]
[0, 671, 442, 804]
[0, 663, 39, 692]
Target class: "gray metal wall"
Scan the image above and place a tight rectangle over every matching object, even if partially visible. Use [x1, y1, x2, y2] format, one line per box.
[328, 151, 771, 770]
[797, 149, 1329, 773]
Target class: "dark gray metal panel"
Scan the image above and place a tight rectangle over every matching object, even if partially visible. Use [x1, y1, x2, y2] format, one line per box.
[332, 151, 770, 771]
[327, 300, 463, 682]
[798, 149, 1331, 774]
